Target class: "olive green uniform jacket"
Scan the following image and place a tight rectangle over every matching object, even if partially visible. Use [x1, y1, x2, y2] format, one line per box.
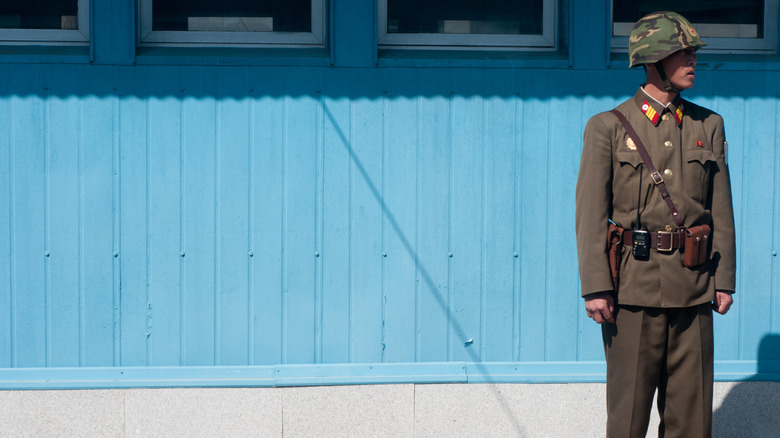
[576, 87, 736, 307]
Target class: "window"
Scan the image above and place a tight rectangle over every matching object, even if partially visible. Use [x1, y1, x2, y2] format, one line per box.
[138, 0, 326, 47]
[612, 0, 778, 53]
[378, 0, 557, 50]
[0, 0, 89, 45]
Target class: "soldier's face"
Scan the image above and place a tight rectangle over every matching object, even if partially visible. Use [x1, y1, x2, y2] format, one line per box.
[661, 48, 697, 90]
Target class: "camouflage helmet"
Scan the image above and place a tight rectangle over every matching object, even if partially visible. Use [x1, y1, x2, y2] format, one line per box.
[628, 11, 706, 68]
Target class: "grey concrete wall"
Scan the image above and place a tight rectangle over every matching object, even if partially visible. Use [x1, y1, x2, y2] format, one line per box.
[0, 382, 777, 437]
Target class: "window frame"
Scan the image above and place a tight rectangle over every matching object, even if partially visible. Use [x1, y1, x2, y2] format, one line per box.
[137, 0, 327, 48]
[0, 0, 89, 45]
[610, 0, 778, 54]
[377, 0, 558, 51]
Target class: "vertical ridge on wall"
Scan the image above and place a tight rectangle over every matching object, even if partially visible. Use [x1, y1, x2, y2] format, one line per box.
[112, 86, 122, 367]
[381, 69, 418, 363]
[740, 96, 775, 360]
[10, 67, 46, 368]
[248, 91, 256, 364]
[349, 70, 385, 364]
[517, 71, 549, 362]
[774, 95, 780, 336]
[545, 74, 583, 362]
[117, 71, 150, 367]
[451, 73, 484, 363]
[1, 69, 12, 368]
[178, 81, 185, 367]
[43, 83, 50, 368]
[512, 85, 524, 362]
[216, 69, 251, 366]
[314, 85, 325, 365]
[416, 70, 451, 362]
[251, 69, 284, 366]
[380, 83, 388, 363]
[80, 71, 116, 367]
[320, 72, 350, 364]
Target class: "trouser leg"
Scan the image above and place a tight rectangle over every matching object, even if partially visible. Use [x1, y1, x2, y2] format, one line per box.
[657, 303, 714, 438]
[602, 305, 667, 438]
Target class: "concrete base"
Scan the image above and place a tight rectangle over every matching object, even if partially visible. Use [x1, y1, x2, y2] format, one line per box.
[0, 382, 777, 437]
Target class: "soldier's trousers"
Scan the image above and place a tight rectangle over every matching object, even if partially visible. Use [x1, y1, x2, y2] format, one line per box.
[602, 303, 714, 438]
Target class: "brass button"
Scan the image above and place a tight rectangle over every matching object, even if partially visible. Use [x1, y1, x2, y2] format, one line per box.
[662, 113, 671, 121]
[664, 140, 673, 148]
[663, 169, 673, 177]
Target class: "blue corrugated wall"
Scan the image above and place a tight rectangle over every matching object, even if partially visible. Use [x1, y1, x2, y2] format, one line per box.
[1, 1, 779, 388]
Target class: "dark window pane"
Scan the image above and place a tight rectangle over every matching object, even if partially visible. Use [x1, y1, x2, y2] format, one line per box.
[153, 0, 311, 33]
[387, 0, 544, 35]
[0, 0, 78, 30]
[613, 0, 764, 38]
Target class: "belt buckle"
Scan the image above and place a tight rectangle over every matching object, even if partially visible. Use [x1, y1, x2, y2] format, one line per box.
[656, 230, 674, 252]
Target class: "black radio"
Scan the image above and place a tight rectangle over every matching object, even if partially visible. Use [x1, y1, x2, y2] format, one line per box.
[632, 228, 650, 260]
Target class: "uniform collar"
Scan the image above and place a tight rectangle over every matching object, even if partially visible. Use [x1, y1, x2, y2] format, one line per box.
[633, 86, 684, 127]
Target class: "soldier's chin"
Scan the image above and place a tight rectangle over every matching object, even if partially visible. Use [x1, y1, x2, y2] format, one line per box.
[672, 79, 695, 90]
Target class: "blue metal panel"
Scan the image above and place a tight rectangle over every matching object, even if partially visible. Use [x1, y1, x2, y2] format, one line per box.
[517, 70, 552, 362]
[320, 71, 354, 365]
[349, 70, 385, 363]
[449, 80, 485, 362]
[545, 77, 584, 362]
[480, 72, 520, 362]
[180, 68, 218, 366]
[145, 68, 184, 366]
[10, 67, 47, 368]
[249, 69, 287, 366]
[215, 70, 251, 366]
[381, 69, 420, 363]
[415, 70, 453, 362]
[738, 96, 776, 360]
[46, 73, 84, 367]
[80, 74, 118, 367]
[117, 87, 151, 367]
[282, 74, 320, 365]
[0, 67, 12, 368]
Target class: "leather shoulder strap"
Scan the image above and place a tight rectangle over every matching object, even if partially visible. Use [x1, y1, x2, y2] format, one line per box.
[610, 109, 684, 228]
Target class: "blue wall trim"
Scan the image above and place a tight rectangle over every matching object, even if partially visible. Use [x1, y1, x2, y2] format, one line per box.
[1, 361, 777, 390]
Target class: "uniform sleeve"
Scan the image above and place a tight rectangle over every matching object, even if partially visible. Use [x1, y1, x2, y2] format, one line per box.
[709, 116, 737, 292]
[576, 115, 616, 296]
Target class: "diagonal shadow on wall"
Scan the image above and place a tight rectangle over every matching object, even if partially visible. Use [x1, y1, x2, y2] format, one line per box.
[322, 103, 528, 435]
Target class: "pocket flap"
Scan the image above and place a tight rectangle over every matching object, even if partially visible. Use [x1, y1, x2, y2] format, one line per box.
[684, 149, 716, 165]
[616, 151, 643, 169]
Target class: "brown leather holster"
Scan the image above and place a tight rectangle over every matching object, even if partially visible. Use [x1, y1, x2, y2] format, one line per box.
[684, 224, 710, 268]
[607, 223, 625, 290]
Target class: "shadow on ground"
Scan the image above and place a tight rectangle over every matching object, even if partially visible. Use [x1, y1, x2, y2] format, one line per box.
[712, 334, 780, 438]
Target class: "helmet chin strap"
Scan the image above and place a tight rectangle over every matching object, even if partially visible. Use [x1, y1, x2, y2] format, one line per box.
[655, 61, 681, 94]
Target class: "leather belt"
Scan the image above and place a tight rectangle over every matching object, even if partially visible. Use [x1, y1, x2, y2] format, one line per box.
[621, 229, 685, 252]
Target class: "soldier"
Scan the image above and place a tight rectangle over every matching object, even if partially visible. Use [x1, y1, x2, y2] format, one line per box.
[575, 11, 736, 438]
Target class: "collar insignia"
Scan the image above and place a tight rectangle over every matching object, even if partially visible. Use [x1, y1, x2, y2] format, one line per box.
[641, 101, 659, 124]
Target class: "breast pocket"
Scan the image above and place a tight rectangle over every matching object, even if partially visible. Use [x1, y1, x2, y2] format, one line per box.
[614, 151, 644, 209]
[683, 149, 716, 203]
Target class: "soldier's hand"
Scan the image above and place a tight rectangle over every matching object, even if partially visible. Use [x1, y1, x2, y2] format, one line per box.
[713, 290, 734, 315]
[584, 291, 615, 324]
